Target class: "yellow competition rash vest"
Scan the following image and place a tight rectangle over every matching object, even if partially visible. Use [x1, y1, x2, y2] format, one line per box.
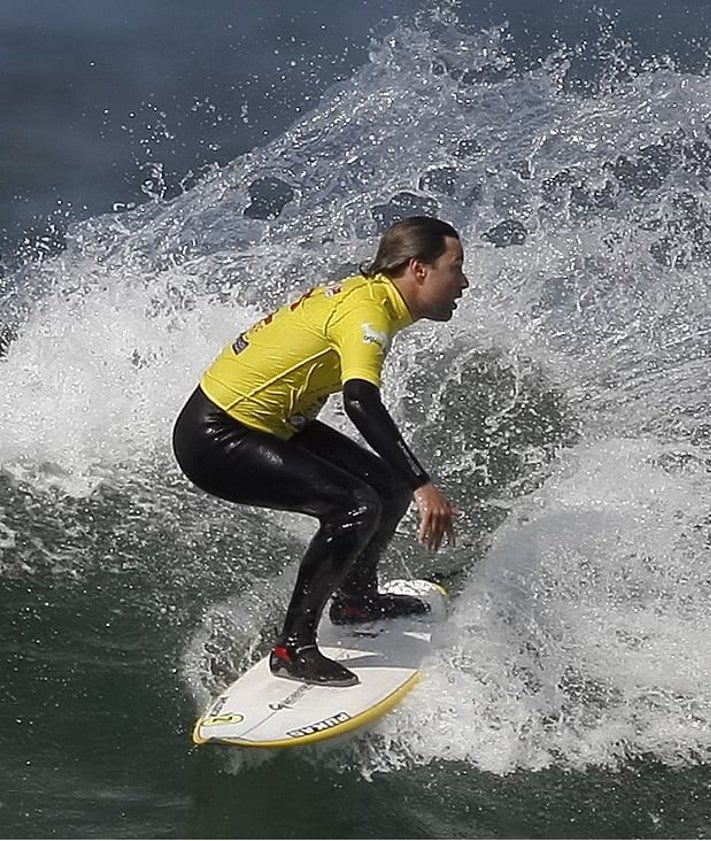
[200, 274, 413, 439]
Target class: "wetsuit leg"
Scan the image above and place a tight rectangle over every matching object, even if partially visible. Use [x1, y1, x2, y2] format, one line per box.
[293, 420, 412, 598]
[172, 388, 384, 647]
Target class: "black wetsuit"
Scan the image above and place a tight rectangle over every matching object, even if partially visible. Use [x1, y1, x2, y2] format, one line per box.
[173, 379, 429, 649]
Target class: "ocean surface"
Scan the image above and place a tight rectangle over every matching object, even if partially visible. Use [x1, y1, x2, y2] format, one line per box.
[2, 0, 711, 837]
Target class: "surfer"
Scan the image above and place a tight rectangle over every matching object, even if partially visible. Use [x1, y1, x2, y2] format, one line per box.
[173, 216, 467, 686]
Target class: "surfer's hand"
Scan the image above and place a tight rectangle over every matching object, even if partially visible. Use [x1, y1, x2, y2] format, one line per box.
[413, 482, 456, 551]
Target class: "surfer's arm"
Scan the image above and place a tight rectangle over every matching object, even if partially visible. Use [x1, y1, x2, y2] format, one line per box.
[343, 378, 428, 488]
[342, 378, 456, 550]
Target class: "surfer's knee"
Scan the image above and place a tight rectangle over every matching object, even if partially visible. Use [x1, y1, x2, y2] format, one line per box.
[326, 484, 382, 534]
[346, 486, 383, 533]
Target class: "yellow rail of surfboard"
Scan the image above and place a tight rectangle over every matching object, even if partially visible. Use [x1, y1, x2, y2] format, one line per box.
[192, 670, 422, 749]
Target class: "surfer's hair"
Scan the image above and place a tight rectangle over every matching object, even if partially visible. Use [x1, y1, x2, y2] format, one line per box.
[362, 216, 460, 279]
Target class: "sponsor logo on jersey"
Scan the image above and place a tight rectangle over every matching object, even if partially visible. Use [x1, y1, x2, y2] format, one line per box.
[325, 283, 343, 297]
[232, 333, 249, 354]
[287, 711, 350, 738]
[362, 322, 391, 352]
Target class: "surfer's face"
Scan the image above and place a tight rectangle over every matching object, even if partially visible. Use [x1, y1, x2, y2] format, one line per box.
[417, 237, 468, 321]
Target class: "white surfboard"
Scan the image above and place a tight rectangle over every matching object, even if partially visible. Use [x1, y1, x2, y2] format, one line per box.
[192, 579, 446, 748]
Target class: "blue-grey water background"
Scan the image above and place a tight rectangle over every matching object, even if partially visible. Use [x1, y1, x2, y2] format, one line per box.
[2, 0, 711, 837]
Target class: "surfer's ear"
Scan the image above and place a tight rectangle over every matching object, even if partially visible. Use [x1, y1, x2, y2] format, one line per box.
[407, 256, 428, 281]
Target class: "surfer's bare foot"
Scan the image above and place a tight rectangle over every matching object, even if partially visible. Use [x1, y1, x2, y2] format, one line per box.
[269, 643, 359, 687]
[329, 592, 431, 625]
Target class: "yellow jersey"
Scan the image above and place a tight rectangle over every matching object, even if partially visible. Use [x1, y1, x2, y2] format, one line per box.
[200, 274, 413, 439]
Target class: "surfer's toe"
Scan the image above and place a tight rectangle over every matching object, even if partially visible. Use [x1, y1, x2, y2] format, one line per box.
[269, 643, 359, 687]
[329, 592, 431, 625]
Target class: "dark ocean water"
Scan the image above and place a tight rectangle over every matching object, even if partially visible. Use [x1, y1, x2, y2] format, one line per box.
[3, 0, 711, 838]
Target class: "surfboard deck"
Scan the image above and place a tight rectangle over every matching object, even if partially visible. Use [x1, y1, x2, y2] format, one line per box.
[192, 579, 446, 748]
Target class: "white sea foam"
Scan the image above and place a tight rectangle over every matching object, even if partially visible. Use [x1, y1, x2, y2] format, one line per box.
[354, 437, 711, 775]
[0, 257, 261, 492]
